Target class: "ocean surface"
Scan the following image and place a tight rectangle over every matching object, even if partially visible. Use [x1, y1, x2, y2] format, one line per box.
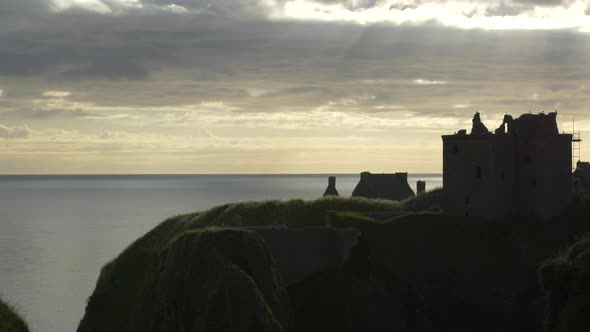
[0, 174, 441, 332]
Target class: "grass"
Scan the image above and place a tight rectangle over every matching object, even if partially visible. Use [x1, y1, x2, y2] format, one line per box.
[538, 236, 590, 332]
[78, 196, 406, 330]
[0, 296, 29, 332]
[170, 196, 404, 229]
[79, 192, 590, 331]
[79, 227, 290, 332]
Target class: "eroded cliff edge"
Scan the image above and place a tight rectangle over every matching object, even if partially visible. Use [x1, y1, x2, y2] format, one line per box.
[78, 195, 590, 332]
[78, 227, 291, 332]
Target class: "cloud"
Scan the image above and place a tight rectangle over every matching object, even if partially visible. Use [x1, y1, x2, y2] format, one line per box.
[0, 124, 32, 139]
[485, 2, 530, 16]
[165, 4, 188, 14]
[413, 79, 448, 85]
[0, 0, 590, 173]
[277, 0, 590, 31]
[50, 0, 112, 14]
[42, 91, 71, 98]
[512, 0, 576, 6]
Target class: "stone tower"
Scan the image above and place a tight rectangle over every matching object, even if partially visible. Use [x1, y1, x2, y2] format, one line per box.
[442, 112, 572, 219]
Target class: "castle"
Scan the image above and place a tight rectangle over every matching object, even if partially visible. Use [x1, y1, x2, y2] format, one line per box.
[442, 112, 573, 219]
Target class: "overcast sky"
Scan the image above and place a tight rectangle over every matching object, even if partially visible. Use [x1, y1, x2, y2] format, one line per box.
[1, 0, 589, 174]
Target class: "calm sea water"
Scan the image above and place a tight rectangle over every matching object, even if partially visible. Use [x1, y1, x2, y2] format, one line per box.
[0, 174, 441, 332]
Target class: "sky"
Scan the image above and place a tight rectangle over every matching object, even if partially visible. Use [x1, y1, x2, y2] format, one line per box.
[1, 0, 590, 174]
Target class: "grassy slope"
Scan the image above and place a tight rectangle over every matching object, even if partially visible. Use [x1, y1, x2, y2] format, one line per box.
[0, 297, 29, 332]
[78, 227, 291, 332]
[78, 197, 403, 331]
[80, 192, 590, 331]
[172, 196, 403, 229]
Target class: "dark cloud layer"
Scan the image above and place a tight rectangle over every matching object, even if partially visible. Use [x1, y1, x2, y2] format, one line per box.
[1, 0, 590, 174]
[0, 0, 589, 116]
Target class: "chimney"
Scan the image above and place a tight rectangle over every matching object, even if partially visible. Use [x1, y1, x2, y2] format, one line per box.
[329, 176, 336, 187]
[417, 180, 426, 195]
[323, 176, 340, 197]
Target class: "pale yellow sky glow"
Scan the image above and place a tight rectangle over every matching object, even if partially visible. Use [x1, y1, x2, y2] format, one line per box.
[1, 0, 590, 174]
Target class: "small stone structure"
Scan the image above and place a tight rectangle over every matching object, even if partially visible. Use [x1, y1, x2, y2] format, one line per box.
[322, 176, 340, 197]
[352, 171, 415, 201]
[416, 180, 426, 195]
[246, 225, 360, 285]
[442, 111, 573, 219]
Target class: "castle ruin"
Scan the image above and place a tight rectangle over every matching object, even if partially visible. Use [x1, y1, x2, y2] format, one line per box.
[442, 112, 573, 219]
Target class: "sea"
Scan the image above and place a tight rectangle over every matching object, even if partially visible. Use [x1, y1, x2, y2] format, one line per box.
[0, 174, 441, 332]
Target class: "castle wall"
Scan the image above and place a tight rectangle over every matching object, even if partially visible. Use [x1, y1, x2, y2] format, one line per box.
[443, 135, 519, 219]
[442, 121, 572, 220]
[515, 134, 572, 217]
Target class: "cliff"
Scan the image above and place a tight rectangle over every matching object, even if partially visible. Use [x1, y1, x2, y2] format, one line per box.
[79, 194, 590, 332]
[78, 228, 291, 332]
[0, 297, 29, 332]
[287, 197, 590, 332]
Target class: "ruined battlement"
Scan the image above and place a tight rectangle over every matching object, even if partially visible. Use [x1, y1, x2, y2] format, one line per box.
[442, 112, 573, 219]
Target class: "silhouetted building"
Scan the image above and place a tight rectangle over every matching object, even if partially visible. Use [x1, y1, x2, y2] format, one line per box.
[573, 161, 590, 193]
[417, 180, 426, 195]
[442, 111, 573, 219]
[352, 171, 415, 201]
[323, 176, 340, 197]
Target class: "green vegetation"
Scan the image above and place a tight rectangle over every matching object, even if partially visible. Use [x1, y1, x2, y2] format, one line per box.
[80, 193, 590, 332]
[173, 196, 402, 229]
[0, 296, 29, 332]
[78, 228, 290, 332]
[402, 187, 443, 212]
[539, 236, 590, 332]
[289, 212, 527, 332]
[287, 198, 590, 332]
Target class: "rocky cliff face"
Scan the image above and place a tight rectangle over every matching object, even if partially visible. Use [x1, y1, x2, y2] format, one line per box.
[289, 211, 590, 332]
[79, 195, 590, 332]
[78, 226, 291, 332]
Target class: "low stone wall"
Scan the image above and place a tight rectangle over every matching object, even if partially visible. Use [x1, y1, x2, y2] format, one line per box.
[247, 226, 361, 285]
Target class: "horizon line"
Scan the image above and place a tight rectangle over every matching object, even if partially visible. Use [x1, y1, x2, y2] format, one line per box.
[0, 172, 443, 176]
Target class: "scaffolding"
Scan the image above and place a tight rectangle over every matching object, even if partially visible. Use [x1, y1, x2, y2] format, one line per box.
[572, 118, 582, 172]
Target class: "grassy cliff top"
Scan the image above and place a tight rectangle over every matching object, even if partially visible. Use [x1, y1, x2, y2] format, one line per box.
[170, 196, 404, 229]
[80, 192, 590, 332]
